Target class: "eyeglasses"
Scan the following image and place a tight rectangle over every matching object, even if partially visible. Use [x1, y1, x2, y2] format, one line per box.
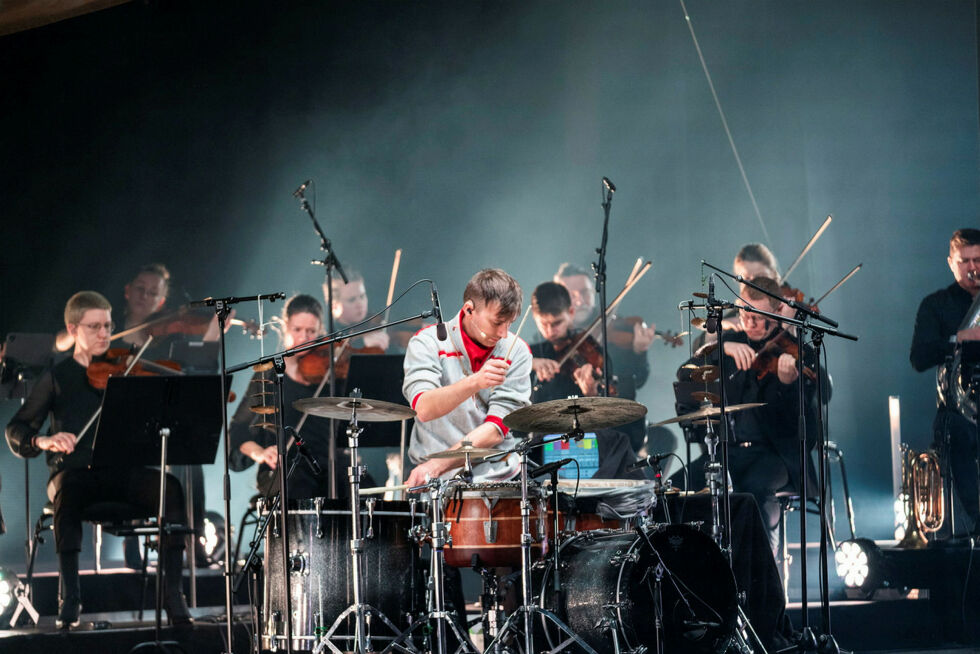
[78, 321, 115, 333]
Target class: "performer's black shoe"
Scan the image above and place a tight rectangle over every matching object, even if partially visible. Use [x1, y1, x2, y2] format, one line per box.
[56, 596, 81, 630]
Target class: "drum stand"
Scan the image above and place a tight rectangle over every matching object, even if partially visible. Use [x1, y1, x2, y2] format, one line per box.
[486, 435, 598, 654]
[317, 391, 415, 654]
[383, 476, 478, 654]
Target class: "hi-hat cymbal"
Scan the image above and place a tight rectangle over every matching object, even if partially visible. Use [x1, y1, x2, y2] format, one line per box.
[689, 365, 720, 383]
[650, 402, 765, 427]
[292, 397, 416, 422]
[691, 391, 721, 405]
[424, 442, 504, 461]
[503, 396, 647, 433]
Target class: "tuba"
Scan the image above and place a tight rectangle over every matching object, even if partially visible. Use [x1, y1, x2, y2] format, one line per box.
[937, 275, 980, 423]
[897, 443, 945, 549]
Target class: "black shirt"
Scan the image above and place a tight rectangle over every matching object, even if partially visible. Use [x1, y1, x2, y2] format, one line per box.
[910, 282, 974, 372]
[5, 357, 104, 478]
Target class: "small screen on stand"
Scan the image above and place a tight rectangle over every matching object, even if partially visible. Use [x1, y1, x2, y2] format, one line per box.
[542, 433, 599, 479]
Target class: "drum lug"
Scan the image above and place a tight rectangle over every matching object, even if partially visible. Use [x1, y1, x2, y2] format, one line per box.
[288, 551, 308, 575]
[266, 610, 282, 652]
[314, 496, 324, 538]
[365, 497, 377, 539]
[483, 520, 498, 544]
[609, 550, 639, 567]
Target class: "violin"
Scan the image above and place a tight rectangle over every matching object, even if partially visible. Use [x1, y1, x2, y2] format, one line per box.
[606, 315, 686, 349]
[113, 307, 261, 343]
[551, 331, 616, 395]
[296, 340, 384, 384]
[748, 329, 816, 381]
[86, 348, 182, 390]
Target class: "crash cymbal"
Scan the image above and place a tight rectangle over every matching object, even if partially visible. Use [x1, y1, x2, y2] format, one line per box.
[292, 396, 416, 422]
[424, 442, 505, 461]
[690, 419, 720, 427]
[689, 365, 720, 383]
[691, 317, 707, 330]
[649, 402, 765, 427]
[503, 396, 647, 433]
[692, 292, 709, 299]
[690, 391, 721, 405]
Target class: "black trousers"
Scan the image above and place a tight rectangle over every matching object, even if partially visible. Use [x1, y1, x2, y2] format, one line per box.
[935, 408, 980, 530]
[50, 467, 185, 553]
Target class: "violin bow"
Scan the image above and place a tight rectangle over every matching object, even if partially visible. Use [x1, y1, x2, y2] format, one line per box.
[811, 263, 862, 308]
[504, 305, 533, 362]
[782, 215, 832, 282]
[555, 261, 652, 368]
[76, 337, 155, 444]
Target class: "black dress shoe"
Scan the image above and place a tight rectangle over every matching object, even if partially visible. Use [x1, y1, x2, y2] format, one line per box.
[164, 591, 193, 627]
[56, 597, 81, 630]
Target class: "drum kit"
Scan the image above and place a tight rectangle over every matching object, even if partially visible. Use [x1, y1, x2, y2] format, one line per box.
[253, 393, 764, 654]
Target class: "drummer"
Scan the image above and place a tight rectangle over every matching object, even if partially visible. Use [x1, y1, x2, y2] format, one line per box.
[402, 269, 532, 486]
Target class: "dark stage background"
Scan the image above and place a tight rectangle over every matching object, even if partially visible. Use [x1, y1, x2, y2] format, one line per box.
[0, 0, 978, 570]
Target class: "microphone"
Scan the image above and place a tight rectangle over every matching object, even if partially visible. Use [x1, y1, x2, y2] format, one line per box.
[431, 282, 447, 341]
[530, 458, 574, 479]
[626, 452, 672, 473]
[292, 179, 312, 198]
[704, 276, 719, 333]
[602, 177, 616, 193]
[286, 427, 322, 476]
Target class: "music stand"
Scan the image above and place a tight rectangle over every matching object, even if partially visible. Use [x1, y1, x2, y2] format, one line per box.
[91, 375, 224, 653]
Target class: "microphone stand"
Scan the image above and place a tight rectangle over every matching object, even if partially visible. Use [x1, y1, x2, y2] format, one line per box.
[190, 291, 286, 654]
[297, 187, 348, 499]
[592, 177, 616, 397]
[700, 261, 857, 654]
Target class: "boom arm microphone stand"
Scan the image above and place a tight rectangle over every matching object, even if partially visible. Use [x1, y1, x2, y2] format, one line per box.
[190, 292, 286, 654]
[295, 182, 348, 499]
[592, 176, 616, 397]
[700, 261, 857, 654]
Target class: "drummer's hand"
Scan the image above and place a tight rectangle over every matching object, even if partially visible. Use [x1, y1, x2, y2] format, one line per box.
[723, 342, 756, 370]
[532, 358, 560, 382]
[776, 353, 799, 384]
[573, 363, 599, 397]
[958, 327, 980, 342]
[36, 432, 77, 454]
[362, 330, 390, 351]
[632, 321, 656, 354]
[255, 444, 279, 469]
[473, 358, 509, 389]
[406, 460, 444, 489]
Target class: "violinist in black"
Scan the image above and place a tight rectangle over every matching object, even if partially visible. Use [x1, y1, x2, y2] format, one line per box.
[4, 291, 190, 628]
[677, 277, 825, 552]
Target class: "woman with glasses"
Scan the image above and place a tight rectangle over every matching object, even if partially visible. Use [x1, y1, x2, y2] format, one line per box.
[4, 291, 192, 629]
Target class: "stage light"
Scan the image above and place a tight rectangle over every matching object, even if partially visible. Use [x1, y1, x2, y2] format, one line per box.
[894, 494, 908, 540]
[834, 538, 883, 597]
[200, 511, 226, 564]
[0, 567, 27, 628]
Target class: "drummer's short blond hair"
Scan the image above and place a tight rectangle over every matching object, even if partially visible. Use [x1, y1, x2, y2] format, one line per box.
[64, 291, 112, 326]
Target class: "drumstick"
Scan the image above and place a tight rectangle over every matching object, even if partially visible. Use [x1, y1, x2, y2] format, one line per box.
[504, 304, 533, 362]
[361, 483, 411, 496]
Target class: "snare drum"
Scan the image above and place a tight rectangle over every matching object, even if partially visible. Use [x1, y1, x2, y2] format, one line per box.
[261, 497, 424, 651]
[442, 481, 548, 568]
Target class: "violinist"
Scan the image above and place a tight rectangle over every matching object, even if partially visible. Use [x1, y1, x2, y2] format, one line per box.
[678, 277, 826, 553]
[529, 282, 603, 400]
[228, 293, 376, 499]
[5, 291, 191, 628]
[554, 263, 655, 450]
[910, 228, 980, 533]
[327, 269, 390, 350]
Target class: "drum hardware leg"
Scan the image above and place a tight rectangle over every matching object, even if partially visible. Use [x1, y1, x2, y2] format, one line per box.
[380, 479, 476, 654]
[476, 564, 504, 643]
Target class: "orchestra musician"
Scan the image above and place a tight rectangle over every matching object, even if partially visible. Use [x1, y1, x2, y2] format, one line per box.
[910, 228, 980, 533]
[553, 263, 655, 450]
[325, 268, 391, 353]
[229, 293, 376, 499]
[402, 268, 532, 487]
[677, 277, 825, 552]
[5, 291, 191, 628]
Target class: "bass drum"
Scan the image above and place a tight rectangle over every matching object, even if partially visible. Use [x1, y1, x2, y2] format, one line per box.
[539, 524, 737, 654]
[261, 497, 425, 652]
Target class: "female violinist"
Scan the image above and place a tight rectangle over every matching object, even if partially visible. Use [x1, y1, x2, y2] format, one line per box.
[228, 293, 376, 500]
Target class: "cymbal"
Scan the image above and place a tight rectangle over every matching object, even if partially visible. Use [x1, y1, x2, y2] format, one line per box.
[650, 402, 765, 427]
[503, 396, 647, 433]
[249, 406, 277, 415]
[690, 391, 721, 404]
[691, 317, 706, 330]
[689, 365, 720, 383]
[292, 397, 416, 422]
[253, 362, 275, 372]
[424, 442, 504, 460]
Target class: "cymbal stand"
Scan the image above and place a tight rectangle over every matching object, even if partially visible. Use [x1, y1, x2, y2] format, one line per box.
[382, 477, 477, 654]
[485, 433, 598, 654]
[317, 389, 411, 654]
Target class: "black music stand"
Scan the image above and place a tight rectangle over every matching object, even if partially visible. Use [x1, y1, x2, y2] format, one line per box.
[92, 375, 224, 653]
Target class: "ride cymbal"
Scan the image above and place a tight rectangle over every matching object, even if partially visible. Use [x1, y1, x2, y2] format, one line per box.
[649, 402, 765, 427]
[292, 396, 416, 422]
[503, 396, 647, 433]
